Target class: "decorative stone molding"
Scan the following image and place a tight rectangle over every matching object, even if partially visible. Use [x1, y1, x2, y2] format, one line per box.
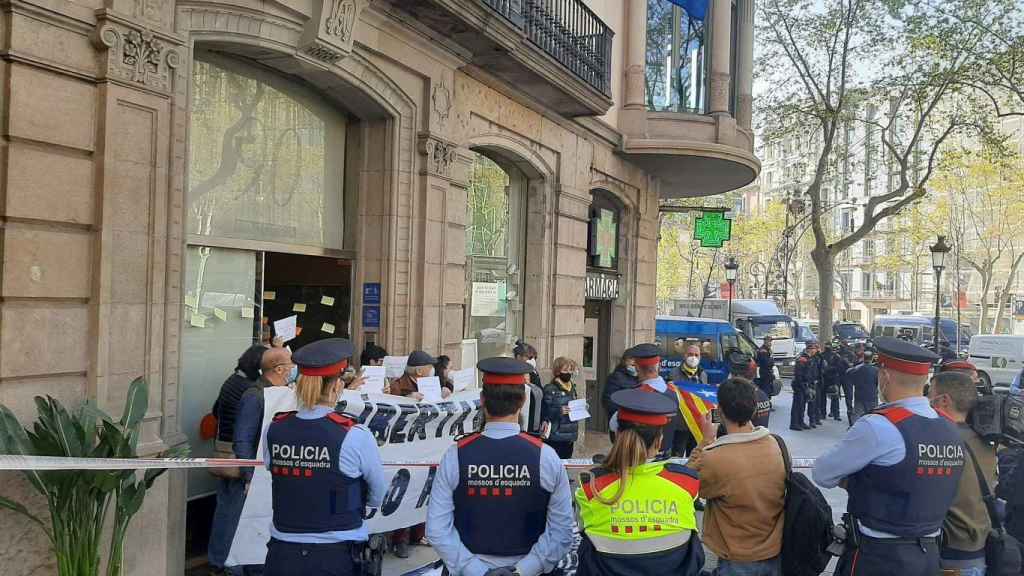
[431, 80, 452, 130]
[300, 0, 376, 63]
[93, 11, 182, 94]
[418, 134, 457, 179]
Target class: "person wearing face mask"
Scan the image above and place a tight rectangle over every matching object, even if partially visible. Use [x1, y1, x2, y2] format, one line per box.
[603, 354, 639, 442]
[813, 337, 965, 576]
[671, 344, 709, 385]
[263, 338, 387, 576]
[540, 357, 581, 459]
[514, 340, 545, 435]
[609, 343, 683, 459]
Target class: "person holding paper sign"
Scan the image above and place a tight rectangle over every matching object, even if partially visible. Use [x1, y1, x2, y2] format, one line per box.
[540, 357, 581, 459]
[390, 350, 452, 401]
[427, 357, 574, 576]
[263, 338, 386, 576]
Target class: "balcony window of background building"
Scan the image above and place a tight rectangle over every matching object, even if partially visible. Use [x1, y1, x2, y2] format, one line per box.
[646, 0, 708, 113]
[465, 151, 527, 360]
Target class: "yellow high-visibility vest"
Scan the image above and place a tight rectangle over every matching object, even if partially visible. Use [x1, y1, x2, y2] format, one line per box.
[575, 460, 699, 554]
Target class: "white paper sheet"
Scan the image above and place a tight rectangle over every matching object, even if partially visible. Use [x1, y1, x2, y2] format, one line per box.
[273, 315, 298, 343]
[450, 367, 476, 392]
[568, 399, 590, 422]
[416, 376, 444, 402]
[360, 365, 387, 394]
[383, 355, 409, 379]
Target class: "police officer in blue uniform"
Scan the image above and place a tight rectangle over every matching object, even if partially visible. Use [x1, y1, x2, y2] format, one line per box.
[610, 343, 684, 457]
[812, 337, 966, 576]
[426, 357, 574, 576]
[263, 338, 387, 576]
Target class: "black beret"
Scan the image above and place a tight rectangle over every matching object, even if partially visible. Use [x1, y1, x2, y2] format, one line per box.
[293, 338, 354, 376]
[624, 343, 660, 359]
[407, 350, 437, 367]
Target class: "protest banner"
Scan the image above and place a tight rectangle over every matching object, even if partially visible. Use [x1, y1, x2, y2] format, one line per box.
[227, 386, 483, 566]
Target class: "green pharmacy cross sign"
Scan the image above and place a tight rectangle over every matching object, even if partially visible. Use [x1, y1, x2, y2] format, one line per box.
[693, 211, 733, 248]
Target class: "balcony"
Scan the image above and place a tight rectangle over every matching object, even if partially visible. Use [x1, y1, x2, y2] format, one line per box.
[399, 0, 614, 117]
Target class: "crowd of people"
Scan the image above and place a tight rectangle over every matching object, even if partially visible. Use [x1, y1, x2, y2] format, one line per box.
[201, 331, 1023, 576]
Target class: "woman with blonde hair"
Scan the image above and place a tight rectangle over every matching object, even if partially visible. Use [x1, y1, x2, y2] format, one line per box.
[263, 338, 386, 576]
[540, 356, 581, 458]
[575, 388, 705, 575]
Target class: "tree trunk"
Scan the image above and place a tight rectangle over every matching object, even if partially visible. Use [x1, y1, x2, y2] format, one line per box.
[813, 248, 836, 344]
[978, 273, 993, 335]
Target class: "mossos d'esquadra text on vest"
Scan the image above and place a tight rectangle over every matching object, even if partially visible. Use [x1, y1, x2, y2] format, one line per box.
[271, 443, 333, 469]
[465, 464, 534, 488]
[918, 442, 965, 466]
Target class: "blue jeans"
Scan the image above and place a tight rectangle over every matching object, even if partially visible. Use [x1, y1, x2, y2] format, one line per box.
[716, 557, 781, 576]
[943, 567, 986, 576]
[208, 477, 246, 571]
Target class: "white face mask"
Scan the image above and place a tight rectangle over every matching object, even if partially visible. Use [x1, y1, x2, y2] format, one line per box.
[527, 358, 537, 369]
[685, 356, 700, 369]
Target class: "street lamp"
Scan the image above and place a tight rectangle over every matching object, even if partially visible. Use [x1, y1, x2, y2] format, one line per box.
[725, 257, 740, 324]
[930, 236, 952, 351]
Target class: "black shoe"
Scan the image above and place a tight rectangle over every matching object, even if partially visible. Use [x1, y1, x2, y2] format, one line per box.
[790, 426, 804, 431]
[394, 540, 409, 559]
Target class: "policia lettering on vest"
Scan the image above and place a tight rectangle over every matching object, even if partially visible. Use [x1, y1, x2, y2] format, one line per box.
[812, 337, 966, 576]
[426, 357, 575, 576]
[263, 338, 388, 576]
[576, 387, 706, 576]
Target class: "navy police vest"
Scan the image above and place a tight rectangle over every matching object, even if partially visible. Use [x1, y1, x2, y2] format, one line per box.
[453, 432, 550, 555]
[266, 411, 364, 533]
[642, 382, 680, 455]
[847, 406, 965, 537]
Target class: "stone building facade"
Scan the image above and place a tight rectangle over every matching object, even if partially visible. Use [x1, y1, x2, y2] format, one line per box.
[0, 0, 757, 573]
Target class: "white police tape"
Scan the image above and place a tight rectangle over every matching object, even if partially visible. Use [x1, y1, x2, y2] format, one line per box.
[0, 455, 818, 471]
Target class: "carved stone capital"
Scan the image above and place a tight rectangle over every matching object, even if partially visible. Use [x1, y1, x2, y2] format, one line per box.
[93, 12, 181, 94]
[418, 134, 457, 180]
[300, 0, 376, 63]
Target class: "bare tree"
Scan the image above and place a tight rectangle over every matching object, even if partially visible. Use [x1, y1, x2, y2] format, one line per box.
[757, 0, 1011, 342]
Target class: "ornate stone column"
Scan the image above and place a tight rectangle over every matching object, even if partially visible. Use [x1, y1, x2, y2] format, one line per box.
[709, 0, 733, 115]
[736, 0, 754, 129]
[621, 0, 649, 135]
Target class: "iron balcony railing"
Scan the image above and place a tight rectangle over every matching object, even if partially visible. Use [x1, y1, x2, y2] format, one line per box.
[481, 0, 613, 96]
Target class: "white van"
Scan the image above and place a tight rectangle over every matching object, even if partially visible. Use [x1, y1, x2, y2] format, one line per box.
[968, 335, 1024, 388]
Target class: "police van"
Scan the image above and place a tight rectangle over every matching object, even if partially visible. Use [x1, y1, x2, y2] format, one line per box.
[655, 315, 761, 386]
[968, 335, 1024, 389]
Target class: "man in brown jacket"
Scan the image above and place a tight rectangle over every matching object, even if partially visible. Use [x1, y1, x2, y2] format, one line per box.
[929, 371, 996, 576]
[690, 377, 786, 576]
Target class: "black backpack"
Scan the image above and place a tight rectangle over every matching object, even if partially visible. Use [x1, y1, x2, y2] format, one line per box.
[772, 434, 835, 576]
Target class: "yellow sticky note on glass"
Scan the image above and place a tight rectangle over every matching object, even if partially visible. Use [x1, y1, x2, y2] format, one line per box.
[321, 296, 335, 306]
[293, 303, 307, 313]
[189, 313, 206, 328]
[263, 291, 276, 301]
[241, 306, 254, 319]
[322, 322, 335, 334]
[213, 307, 227, 322]
[185, 294, 198, 308]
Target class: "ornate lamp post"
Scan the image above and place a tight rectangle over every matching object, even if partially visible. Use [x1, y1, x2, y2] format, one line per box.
[930, 236, 952, 351]
[725, 256, 740, 324]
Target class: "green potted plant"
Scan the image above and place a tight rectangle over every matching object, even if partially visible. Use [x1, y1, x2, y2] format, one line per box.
[0, 377, 188, 576]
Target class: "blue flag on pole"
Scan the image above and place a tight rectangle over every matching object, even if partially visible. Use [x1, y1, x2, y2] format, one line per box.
[666, 0, 709, 21]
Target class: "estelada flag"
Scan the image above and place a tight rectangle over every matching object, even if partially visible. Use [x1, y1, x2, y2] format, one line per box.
[676, 380, 718, 443]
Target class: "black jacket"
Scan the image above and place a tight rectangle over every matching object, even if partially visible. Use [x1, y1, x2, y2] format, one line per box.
[212, 370, 258, 443]
[541, 381, 579, 443]
[755, 347, 775, 385]
[602, 366, 639, 419]
[845, 362, 879, 408]
[792, 353, 821, 392]
[526, 371, 544, 434]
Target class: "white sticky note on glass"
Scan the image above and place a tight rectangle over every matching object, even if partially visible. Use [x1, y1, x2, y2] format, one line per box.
[322, 322, 335, 334]
[383, 356, 409, 379]
[213, 307, 227, 322]
[361, 366, 386, 394]
[293, 303, 307, 313]
[263, 291, 276, 301]
[184, 294, 198, 308]
[241, 306, 255, 319]
[568, 399, 590, 422]
[451, 368, 476, 392]
[417, 376, 443, 402]
[321, 295, 335, 306]
[189, 313, 206, 328]
[273, 315, 298, 343]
